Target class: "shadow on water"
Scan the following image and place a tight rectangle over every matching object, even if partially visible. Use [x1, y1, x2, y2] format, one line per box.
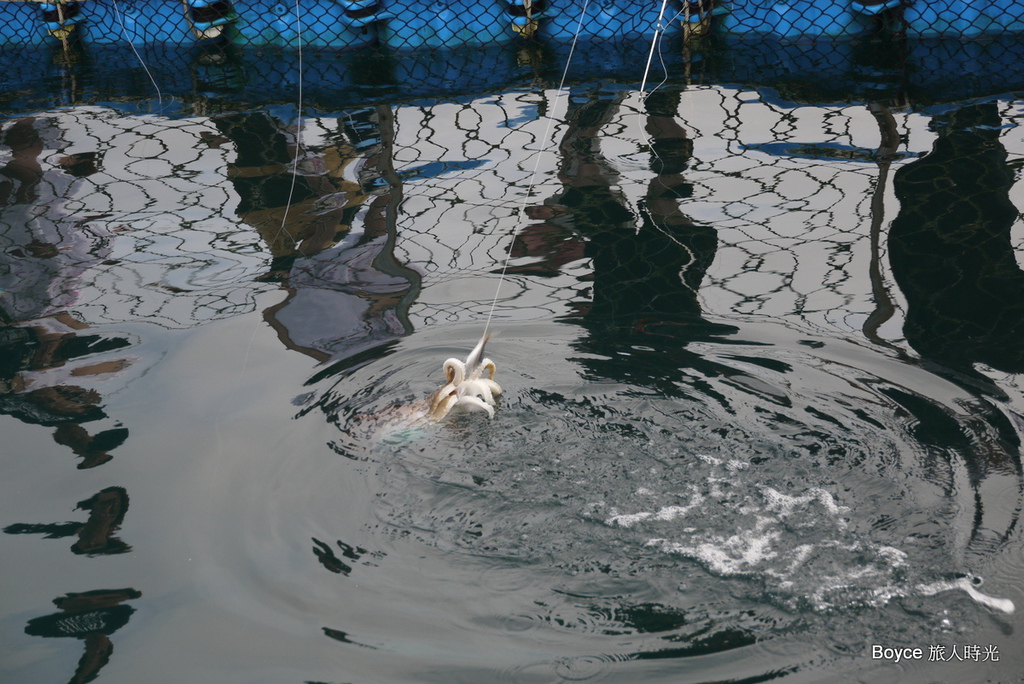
[302, 87, 1024, 679]
[531, 86, 740, 354]
[2, 37, 1024, 683]
[890, 103, 1024, 382]
[884, 100, 1024, 567]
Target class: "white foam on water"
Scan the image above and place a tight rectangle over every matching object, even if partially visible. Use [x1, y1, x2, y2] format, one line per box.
[646, 515, 782, 576]
[758, 485, 850, 519]
[593, 453, 1014, 616]
[875, 546, 908, 567]
[605, 485, 705, 529]
[859, 576, 1015, 615]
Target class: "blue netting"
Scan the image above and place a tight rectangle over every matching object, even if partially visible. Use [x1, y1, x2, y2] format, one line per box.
[2, 0, 1024, 50]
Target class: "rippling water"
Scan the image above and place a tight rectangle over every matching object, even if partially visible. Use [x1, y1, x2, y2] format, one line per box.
[2, 49, 1024, 683]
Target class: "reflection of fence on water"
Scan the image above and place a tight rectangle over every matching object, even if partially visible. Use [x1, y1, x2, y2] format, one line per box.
[0, 107, 273, 330]
[2, 90, 1022, 338]
[5, 88, 1023, 684]
[387, 91, 1024, 341]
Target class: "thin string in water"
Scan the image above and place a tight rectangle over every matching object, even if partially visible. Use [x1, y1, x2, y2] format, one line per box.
[110, 0, 165, 111]
[633, 0, 705, 299]
[638, 0, 674, 163]
[275, 2, 306, 243]
[481, 0, 591, 339]
[237, 0, 306, 381]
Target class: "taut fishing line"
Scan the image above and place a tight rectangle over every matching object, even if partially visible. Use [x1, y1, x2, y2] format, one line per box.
[274, 5, 307, 248]
[483, 0, 682, 338]
[638, 0, 675, 169]
[481, 0, 592, 339]
[640, 0, 673, 99]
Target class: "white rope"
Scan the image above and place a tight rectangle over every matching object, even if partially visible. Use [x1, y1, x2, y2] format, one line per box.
[640, 0, 672, 99]
[637, 0, 673, 166]
[481, 0, 592, 338]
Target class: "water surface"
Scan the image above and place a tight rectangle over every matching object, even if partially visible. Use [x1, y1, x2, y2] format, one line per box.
[2, 49, 1024, 683]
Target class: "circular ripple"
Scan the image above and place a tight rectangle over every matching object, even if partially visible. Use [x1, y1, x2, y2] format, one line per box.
[502, 655, 617, 683]
[320, 319, 1024, 680]
[553, 655, 615, 681]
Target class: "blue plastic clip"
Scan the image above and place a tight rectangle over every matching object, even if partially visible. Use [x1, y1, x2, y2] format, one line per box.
[188, 0, 237, 39]
[337, 0, 386, 27]
[40, 2, 83, 40]
[851, 0, 902, 16]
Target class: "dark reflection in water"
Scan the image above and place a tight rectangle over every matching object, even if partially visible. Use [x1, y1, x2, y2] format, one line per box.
[519, 85, 739, 403]
[24, 588, 141, 684]
[209, 106, 417, 365]
[5, 31, 1024, 114]
[208, 110, 366, 282]
[885, 102, 1024, 556]
[0, 116, 131, 467]
[312, 537, 374, 576]
[890, 103, 1024, 382]
[1, 116, 139, 684]
[0, 316, 131, 468]
[5, 486, 131, 556]
[527, 87, 721, 332]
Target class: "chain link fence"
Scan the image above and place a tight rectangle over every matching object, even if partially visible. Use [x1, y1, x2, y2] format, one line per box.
[2, 0, 1024, 48]
[1, 0, 1023, 106]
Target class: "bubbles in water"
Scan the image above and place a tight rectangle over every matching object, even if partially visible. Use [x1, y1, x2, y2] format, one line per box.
[317, 322, 1021, 670]
[585, 452, 910, 612]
